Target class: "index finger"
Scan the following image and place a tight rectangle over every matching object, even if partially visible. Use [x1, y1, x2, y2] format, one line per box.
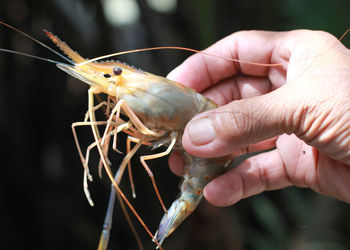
[167, 30, 289, 92]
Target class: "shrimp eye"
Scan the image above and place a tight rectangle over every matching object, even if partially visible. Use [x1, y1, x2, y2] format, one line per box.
[103, 73, 111, 78]
[113, 67, 122, 76]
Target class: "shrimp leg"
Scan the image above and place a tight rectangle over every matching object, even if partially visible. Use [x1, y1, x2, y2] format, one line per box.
[99, 137, 144, 250]
[139, 132, 178, 213]
[126, 136, 137, 198]
[72, 120, 110, 206]
[73, 118, 134, 204]
[72, 100, 115, 181]
[88, 88, 163, 249]
[72, 97, 134, 205]
[98, 120, 132, 177]
[102, 99, 173, 210]
[72, 99, 119, 206]
[113, 100, 165, 137]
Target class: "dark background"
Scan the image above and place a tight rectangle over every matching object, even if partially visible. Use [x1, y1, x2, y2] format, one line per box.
[1, 0, 350, 249]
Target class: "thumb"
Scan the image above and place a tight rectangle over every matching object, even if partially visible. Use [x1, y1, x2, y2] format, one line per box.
[182, 86, 297, 158]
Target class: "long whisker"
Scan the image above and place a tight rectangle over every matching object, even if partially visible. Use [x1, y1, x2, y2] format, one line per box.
[0, 48, 70, 65]
[338, 28, 350, 42]
[79, 27, 350, 68]
[0, 21, 74, 65]
[78, 46, 286, 67]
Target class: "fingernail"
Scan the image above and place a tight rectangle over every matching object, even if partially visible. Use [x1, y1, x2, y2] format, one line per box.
[188, 118, 216, 146]
[166, 67, 180, 81]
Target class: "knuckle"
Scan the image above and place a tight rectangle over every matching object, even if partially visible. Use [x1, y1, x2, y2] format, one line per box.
[291, 29, 337, 43]
[211, 100, 253, 143]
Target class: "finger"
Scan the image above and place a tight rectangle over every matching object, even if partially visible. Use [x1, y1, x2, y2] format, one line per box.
[168, 137, 277, 178]
[167, 30, 290, 92]
[202, 75, 272, 106]
[168, 150, 184, 176]
[203, 149, 292, 207]
[231, 137, 278, 157]
[204, 134, 350, 206]
[182, 85, 295, 158]
[278, 134, 350, 203]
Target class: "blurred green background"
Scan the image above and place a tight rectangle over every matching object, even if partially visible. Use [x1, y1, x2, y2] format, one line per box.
[0, 0, 350, 249]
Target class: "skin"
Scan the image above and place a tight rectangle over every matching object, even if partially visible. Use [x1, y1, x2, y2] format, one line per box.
[167, 30, 350, 207]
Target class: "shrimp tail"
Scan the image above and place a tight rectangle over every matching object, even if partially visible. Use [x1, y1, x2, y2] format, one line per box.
[154, 153, 234, 246]
[154, 187, 201, 246]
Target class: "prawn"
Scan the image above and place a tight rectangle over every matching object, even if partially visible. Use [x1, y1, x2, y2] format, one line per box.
[0, 22, 235, 248]
[52, 30, 236, 247]
[4, 22, 346, 249]
[47, 35, 237, 247]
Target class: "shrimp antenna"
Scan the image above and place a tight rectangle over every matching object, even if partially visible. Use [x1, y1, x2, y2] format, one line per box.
[0, 21, 74, 65]
[0, 48, 70, 65]
[80, 28, 350, 68]
[338, 28, 350, 42]
[79, 46, 284, 67]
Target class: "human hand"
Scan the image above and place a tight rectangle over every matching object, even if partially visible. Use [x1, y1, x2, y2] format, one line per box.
[167, 30, 350, 206]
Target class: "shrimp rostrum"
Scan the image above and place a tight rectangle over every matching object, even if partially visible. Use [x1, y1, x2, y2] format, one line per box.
[0, 22, 234, 249]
